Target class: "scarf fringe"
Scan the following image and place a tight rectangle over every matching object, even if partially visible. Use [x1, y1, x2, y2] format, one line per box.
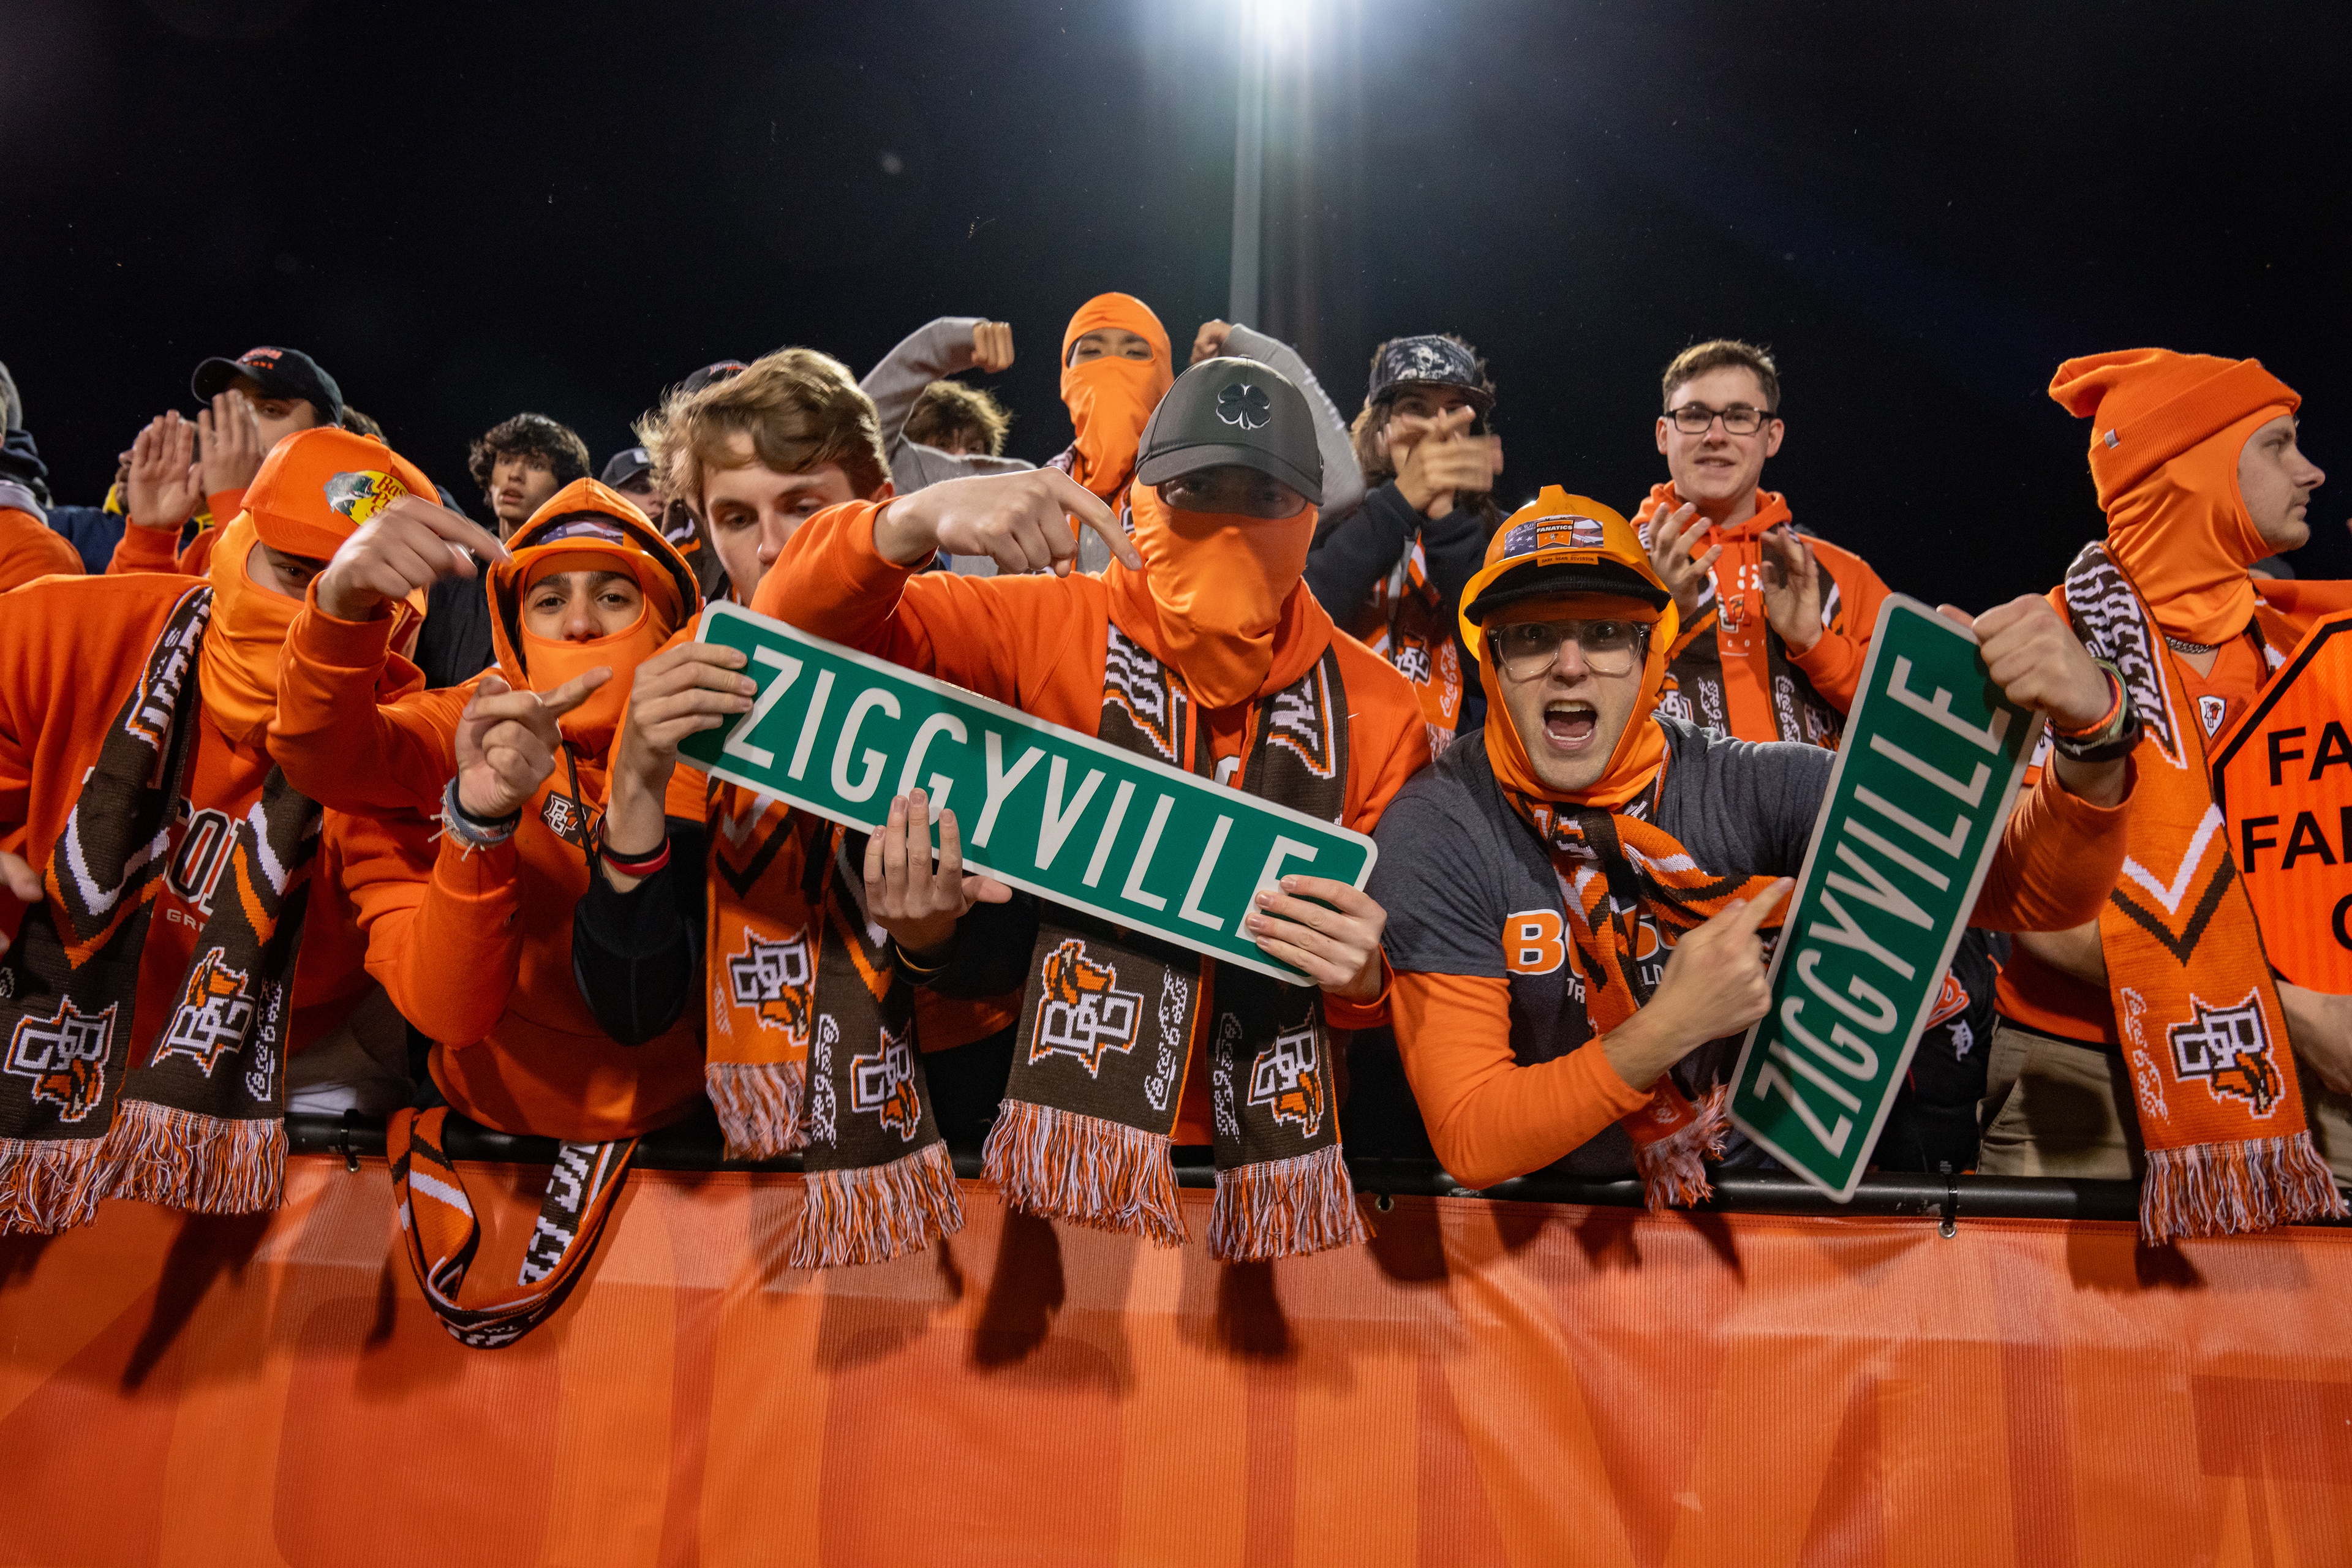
[92, 1101, 285, 1215]
[981, 1098, 1187, 1248]
[1207, 1142, 1371, 1262]
[787, 1140, 964, 1270]
[0, 1137, 108, 1234]
[1633, 1082, 1732, 1213]
[706, 1060, 808, 1159]
[2139, 1131, 2348, 1245]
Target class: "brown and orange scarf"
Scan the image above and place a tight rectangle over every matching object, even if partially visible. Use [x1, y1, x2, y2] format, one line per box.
[2064, 543, 2343, 1242]
[0, 584, 319, 1233]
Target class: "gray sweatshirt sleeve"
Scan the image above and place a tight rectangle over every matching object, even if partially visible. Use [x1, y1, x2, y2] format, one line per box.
[1221, 323, 1366, 520]
[861, 317, 984, 458]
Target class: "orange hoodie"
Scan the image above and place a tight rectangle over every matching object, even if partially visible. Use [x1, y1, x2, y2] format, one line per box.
[752, 498, 1431, 1143]
[272, 480, 707, 1140]
[0, 507, 81, 592]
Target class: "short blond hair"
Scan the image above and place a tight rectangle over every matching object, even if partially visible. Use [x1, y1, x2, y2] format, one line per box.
[1660, 339, 1781, 413]
[638, 347, 888, 509]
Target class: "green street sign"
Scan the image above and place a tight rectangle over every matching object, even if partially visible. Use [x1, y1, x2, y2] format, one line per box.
[1727, 596, 2044, 1199]
[679, 601, 1377, 986]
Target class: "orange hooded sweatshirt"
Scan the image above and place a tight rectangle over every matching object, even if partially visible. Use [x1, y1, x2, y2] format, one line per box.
[752, 494, 1431, 1141]
[272, 480, 707, 1140]
[1, 431, 489, 1074]
[2000, 349, 2352, 1044]
[0, 507, 82, 592]
[1051, 293, 1175, 503]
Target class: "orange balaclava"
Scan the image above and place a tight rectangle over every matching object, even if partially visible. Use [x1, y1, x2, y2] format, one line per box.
[205, 426, 437, 748]
[1060, 293, 1175, 501]
[1460, 489, 1682, 811]
[490, 478, 699, 760]
[1107, 478, 1325, 710]
[2049, 349, 2301, 647]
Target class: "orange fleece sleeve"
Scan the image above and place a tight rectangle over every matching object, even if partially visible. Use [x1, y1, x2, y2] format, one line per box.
[273, 595, 471, 815]
[1970, 757, 2136, 933]
[1782, 542, 1894, 715]
[751, 499, 1093, 712]
[107, 519, 185, 575]
[0, 510, 83, 592]
[334, 813, 522, 1048]
[1391, 969, 1653, 1189]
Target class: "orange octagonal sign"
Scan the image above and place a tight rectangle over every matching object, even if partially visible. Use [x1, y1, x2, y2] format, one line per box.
[2212, 610, 2352, 990]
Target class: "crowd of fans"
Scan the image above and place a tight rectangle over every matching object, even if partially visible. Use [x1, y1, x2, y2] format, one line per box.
[1, 297, 2345, 1344]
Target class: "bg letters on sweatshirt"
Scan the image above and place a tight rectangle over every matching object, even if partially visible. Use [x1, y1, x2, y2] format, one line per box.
[682, 601, 1376, 985]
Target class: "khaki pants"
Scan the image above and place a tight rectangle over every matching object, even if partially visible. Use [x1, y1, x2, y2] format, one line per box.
[1980, 1019, 2352, 1184]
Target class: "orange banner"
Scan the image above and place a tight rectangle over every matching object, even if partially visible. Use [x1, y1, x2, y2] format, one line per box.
[6, 1157, 2352, 1566]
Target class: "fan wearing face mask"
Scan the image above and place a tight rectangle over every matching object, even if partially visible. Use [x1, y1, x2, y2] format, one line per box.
[274, 477, 707, 1344]
[753, 358, 1431, 1261]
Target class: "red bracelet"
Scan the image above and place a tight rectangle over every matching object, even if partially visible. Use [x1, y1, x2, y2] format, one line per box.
[600, 840, 671, 878]
[2055, 666, 2125, 741]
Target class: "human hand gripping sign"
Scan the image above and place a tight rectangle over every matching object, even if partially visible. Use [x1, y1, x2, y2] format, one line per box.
[863, 788, 1014, 965]
[315, 496, 511, 623]
[871, 467, 1140, 578]
[453, 669, 611, 821]
[1244, 877, 1390, 1003]
[1937, 595, 2127, 806]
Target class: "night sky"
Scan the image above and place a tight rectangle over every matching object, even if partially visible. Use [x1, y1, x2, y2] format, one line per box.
[6, 0, 2348, 609]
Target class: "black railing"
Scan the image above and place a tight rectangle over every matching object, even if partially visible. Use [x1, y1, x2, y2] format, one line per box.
[287, 1111, 2158, 1226]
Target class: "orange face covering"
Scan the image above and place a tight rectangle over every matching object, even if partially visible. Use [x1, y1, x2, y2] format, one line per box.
[1476, 592, 1673, 812]
[198, 515, 301, 750]
[2104, 408, 2291, 647]
[516, 551, 679, 759]
[1109, 481, 1319, 710]
[1059, 293, 1174, 501]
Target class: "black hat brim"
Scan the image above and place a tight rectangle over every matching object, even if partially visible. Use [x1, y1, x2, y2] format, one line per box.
[1134, 441, 1324, 507]
[190, 356, 341, 421]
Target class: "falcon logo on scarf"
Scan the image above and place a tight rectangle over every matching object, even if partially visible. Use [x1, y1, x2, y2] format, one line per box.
[849, 1022, 922, 1141]
[6, 999, 118, 1123]
[2168, 990, 2282, 1115]
[1031, 939, 1144, 1075]
[1247, 1023, 1325, 1136]
[151, 949, 258, 1076]
[727, 929, 812, 1040]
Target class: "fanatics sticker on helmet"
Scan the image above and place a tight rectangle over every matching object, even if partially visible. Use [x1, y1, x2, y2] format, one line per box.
[323, 470, 410, 527]
[1216, 382, 1274, 431]
[1501, 514, 1607, 556]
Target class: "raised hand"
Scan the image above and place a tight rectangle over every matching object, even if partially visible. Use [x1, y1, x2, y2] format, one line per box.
[0, 848, 39, 958]
[315, 496, 511, 622]
[126, 412, 203, 532]
[1245, 875, 1389, 1002]
[1643, 500, 1721, 627]
[863, 789, 1013, 964]
[1386, 405, 1501, 519]
[197, 392, 266, 497]
[453, 669, 609, 821]
[970, 320, 1016, 374]
[1191, 319, 1235, 364]
[872, 467, 1138, 576]
[1758, 526, 1823, 652]
[599, 642, 756, 886]
[1940, 597, 2128, 806]
[1604, 879, 1795, 1090]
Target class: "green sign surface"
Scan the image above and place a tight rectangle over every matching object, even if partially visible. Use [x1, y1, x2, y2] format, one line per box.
[1727, 596, 2043, 1199]
[679, 601, 1377, 986]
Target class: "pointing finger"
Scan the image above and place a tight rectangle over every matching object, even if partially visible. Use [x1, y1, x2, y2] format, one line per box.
[1728, 878, 1796, 937]
[537, 668, 613, 717]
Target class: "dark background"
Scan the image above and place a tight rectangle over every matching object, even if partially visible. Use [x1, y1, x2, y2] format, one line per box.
[5, 0, 2347, 606]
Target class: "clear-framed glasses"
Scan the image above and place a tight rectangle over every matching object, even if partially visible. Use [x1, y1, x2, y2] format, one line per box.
[1668, 402, 1776, 436]
[1487, 618, 1647, 680]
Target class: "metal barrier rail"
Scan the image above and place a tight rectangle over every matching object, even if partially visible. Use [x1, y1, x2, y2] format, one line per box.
[287, 1111, 2165, 1227]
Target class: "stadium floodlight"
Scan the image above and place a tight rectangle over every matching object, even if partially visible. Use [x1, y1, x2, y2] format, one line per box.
[1227, 0, 1313, 323]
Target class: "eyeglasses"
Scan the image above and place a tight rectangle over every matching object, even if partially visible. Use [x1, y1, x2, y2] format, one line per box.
[1667, 402, 1776, 436]
[1487, 619, 1647, 680]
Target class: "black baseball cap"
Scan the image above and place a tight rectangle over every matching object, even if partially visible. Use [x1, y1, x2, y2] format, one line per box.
[680, 360, 747, 396]
[601, 446, 655, 488]
[190, 346, 344, 427]
[1366, 334, 1494, 412]
[1134, 356, 1322, 506]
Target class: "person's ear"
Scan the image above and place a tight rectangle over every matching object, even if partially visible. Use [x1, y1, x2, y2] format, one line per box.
[869, 477, 897, 503]
[1763, 419, 1785, 460]
[1655, 417, 1672, 456]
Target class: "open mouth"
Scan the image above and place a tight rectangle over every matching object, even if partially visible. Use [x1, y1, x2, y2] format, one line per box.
[1544, 700, 1598, 750]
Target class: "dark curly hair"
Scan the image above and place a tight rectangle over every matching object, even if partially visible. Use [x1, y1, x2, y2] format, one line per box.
[467, 412, 591, 503]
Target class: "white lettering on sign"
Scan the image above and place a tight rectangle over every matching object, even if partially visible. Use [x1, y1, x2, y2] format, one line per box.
[1084, 780, 1136, 889]
[1796, 950, 1899, 1031]
[1251, 836, 1320, 907]
[1868, 734, 1992, 807]
[831, 689, 900, 803]
[1854, 785, 1970, 859]
[1826, 837, 1933, 929]
[896, 712, 967, 816]
[788, 669, 835, 781]
[1178, 816, 1234, 932]
[1779, 995, 1879, 1079]
[1037, 756, 1107, 871]
[1887, 654, 2011, 755]
[1810, 891, 1918, 981]
[722, 647, 801, 769]
[1121, 794, 1177, 911]
[974, 732, 1045, 848]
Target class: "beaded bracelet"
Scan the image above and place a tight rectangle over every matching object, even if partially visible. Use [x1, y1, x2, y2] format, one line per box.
[437, 776, 519, 853]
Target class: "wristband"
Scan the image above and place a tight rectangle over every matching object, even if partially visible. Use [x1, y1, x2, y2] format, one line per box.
[890, 938, 952, 981]
[437, 775, 519, 853]
[2055, 663, 2125, 741]
[2051, 663, 2141, 765]
[600, 838, 672, 878]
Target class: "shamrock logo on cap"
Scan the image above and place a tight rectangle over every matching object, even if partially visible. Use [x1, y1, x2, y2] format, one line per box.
[1216, 381, 1273, 431]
